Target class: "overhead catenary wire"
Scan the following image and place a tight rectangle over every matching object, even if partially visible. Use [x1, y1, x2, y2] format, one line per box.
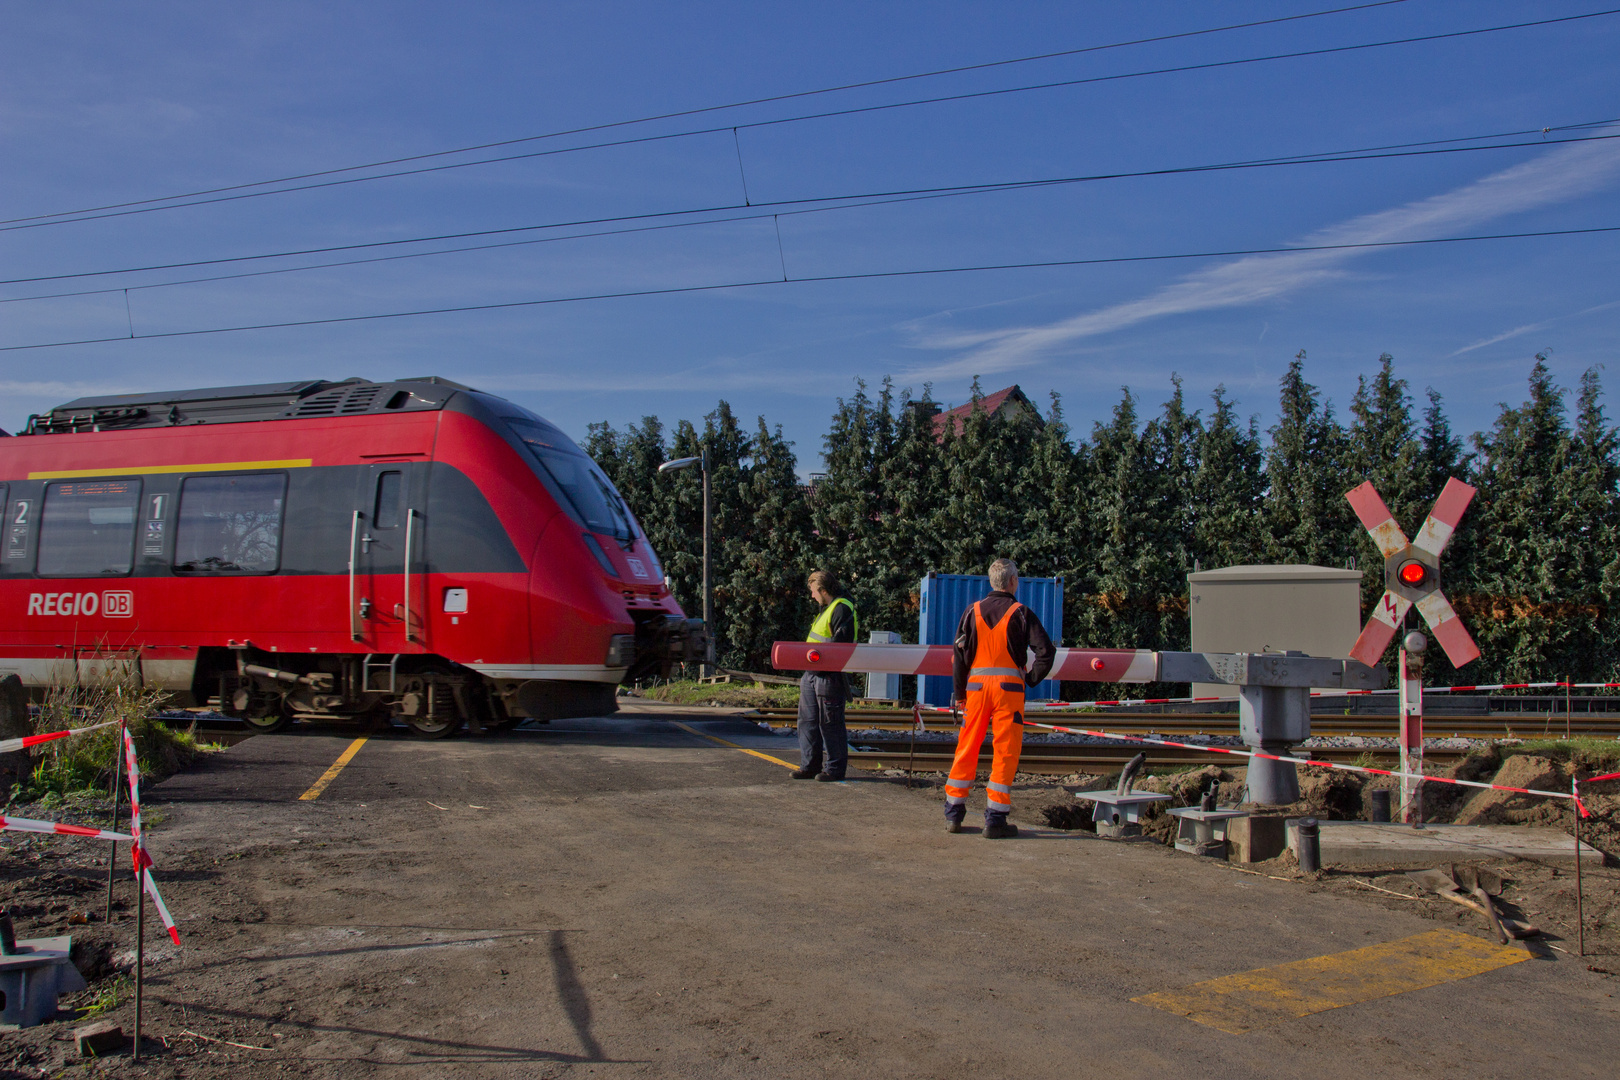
[0, 1, 1412, 228]
[6, 5, 1616, 234]
[4, 119, 1617, 299]
[3, 222, 1615, 354]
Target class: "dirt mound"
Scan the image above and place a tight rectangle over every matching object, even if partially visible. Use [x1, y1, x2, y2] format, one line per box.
[1040, 803, 1095, 831]
[1453, 754, 1568, 827]
[1297, 767, 1365, 820]
[1137, 765, 1233, 804]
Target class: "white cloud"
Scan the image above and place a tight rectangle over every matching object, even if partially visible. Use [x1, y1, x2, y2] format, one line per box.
[908, 132, 1620, 381]
[1449, 298, 1620, 356]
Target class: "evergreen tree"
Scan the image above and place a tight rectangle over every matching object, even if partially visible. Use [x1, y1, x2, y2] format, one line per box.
[867, 385, 948, 641]
[936, 376, 1028, 577]
[1416, 387, 1469, 509]
[1009, 391, 1091, 649]
[1345, 354, 1423, 627]
[1459, 356, 1612, 681]
[1191, 386, 1266, 569]
[723, 419, 815, 669]
[811, 378, 891, 597]
[1263, 352, 1356, 566]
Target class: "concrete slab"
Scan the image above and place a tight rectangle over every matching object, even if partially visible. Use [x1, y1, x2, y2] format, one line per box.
[1285, 819, 1604, 869]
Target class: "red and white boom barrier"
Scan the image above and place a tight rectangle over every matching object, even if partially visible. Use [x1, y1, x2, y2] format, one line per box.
[771, 642, 1158, 682]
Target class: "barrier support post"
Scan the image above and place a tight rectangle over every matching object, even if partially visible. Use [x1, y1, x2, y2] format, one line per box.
[1575, 776, 1585, 957]
[133, 872, 144, 1062]
[105, 721, 125, 923]
[1399, 645, 1424, 824]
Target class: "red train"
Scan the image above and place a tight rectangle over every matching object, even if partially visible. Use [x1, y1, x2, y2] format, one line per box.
[0, 377, 705, 735]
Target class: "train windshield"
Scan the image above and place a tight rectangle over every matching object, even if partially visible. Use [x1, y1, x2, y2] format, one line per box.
[504, 417, 639, 542]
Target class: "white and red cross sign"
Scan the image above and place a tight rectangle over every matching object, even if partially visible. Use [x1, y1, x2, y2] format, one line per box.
[1345, 477, 1479, 670]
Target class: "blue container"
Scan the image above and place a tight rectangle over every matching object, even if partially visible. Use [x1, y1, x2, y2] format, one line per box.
[917, 572, 1064, 707]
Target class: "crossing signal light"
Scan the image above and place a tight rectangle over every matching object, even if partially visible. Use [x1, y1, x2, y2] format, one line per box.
[1345, 477, 1480, 669]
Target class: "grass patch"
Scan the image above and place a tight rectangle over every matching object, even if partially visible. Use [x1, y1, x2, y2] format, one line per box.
[78, 974, 133, 1019]
[1503, 737, 1620, 770]
[636, 679, 801, 709]
[13, 662, 222, 802]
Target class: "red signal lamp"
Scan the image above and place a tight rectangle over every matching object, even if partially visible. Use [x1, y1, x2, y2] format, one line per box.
[1397, 561, 1428, 587]
[807, 649, 822, 663]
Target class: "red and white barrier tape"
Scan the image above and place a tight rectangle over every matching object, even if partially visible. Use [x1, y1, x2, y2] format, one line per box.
[0, 815, 134, 841]
[122, 725, 180, 945]
[1025, 680, 1579, 709]
[1010, 717, 1596, 817]
[0, 720, 119, 754]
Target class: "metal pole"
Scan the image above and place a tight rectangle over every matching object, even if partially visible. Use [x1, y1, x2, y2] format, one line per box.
[133, 871, 145, 1062]
[1398, 646, 1424, 824]
[1565, 675, 1572, 741]
[701, 449, 713, 677]
[906, 703, 919, 788]
[1574, 776, 1585, 956]
[105, 721, 125, 923]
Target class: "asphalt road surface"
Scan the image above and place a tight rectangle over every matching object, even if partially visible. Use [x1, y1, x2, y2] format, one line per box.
[92, 701, 1620, 1077]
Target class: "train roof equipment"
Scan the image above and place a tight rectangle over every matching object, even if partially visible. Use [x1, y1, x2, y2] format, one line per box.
[22, 377, 476, 435]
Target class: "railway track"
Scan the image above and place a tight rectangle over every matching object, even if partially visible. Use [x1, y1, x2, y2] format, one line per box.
[844, 739, 1470, 776]
[751, 707, 1617, 741]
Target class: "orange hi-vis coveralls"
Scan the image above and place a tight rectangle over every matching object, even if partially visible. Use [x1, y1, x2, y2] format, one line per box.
[944, 600, 1031, 823]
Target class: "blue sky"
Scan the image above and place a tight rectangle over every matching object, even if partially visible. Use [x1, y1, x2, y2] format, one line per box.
[2, 1, 1617, 470]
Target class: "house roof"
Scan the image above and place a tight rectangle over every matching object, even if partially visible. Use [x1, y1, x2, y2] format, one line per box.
[931, 385, 1041, 439]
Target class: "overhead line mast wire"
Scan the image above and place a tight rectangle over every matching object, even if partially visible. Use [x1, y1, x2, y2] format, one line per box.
[7, 6, 1616, 234]
[0, 1, 1409, 228]
[4, 120, 1616, 295]
[3, 223, 1615, 354]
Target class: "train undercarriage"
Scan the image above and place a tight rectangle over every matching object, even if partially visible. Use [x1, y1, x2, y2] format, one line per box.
[201, 614, 707, 738]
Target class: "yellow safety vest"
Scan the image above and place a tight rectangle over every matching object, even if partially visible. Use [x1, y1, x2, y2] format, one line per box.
[807, 596, 858, 643]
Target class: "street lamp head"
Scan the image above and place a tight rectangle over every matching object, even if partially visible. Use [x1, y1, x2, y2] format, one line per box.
[658, 456, 702, 473]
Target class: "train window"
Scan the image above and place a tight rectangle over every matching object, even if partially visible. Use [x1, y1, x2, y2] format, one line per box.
[374, 471, 403, 529]
[504, 418, 638, 541]
[173, 473, 286, 573]
[37, 479, 141, 577]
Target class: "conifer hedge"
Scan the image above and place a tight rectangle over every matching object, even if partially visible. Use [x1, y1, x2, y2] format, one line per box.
[585, 353, 1620, 692]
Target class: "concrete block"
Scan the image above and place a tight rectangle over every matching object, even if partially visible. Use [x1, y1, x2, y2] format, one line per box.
[1227, 814, 1288, 863]
[1283, 820, 1604, 869]
[76, 1021, 125, 1057]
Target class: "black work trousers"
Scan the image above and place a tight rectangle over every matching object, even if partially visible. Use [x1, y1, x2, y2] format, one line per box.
[797, 671, 848, 778]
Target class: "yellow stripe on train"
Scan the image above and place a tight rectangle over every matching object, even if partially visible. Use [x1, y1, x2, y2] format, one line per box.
[28, 458, 314, 479]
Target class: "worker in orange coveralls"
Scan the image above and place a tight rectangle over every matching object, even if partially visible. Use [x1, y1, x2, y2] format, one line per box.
[943, 558, 1055, 838]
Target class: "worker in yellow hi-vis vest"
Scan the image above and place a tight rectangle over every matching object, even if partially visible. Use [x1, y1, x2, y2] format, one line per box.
[794, 569, 858, 781]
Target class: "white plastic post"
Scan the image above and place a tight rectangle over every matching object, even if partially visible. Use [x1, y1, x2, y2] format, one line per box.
[1398, 645, 1424, 823]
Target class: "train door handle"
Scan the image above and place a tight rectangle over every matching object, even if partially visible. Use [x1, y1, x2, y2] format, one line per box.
[360, 532, 376, 552]
[359, 597, 373, 619]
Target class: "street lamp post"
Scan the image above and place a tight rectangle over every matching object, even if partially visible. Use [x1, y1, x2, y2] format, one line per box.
[657, 450, 713, 676]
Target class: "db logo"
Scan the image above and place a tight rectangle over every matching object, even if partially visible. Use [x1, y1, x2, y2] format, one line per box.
[25, 591, 134, 617]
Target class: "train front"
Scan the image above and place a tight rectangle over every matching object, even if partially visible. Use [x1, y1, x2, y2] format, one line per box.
[453, 393, 707, 720]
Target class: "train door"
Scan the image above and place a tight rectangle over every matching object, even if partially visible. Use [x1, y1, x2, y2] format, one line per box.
[351, 465, 425, 652]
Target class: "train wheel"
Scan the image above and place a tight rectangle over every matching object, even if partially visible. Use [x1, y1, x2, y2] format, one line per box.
[243, 711, 290, 734]
[405, 712, 459, 738]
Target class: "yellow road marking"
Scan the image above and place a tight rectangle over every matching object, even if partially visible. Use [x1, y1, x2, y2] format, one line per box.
[30, 458, 313, 480]
[298, 738, 369, 801]
[666, 720, 798, 770]
[1133, 928, 1529, 1034]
